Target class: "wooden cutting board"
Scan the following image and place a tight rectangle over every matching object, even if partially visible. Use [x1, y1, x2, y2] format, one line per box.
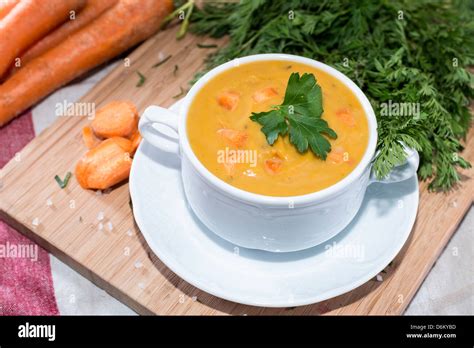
[1, 26, 473, 315]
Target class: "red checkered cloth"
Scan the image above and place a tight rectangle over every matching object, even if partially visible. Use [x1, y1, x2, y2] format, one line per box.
[0, 112, 59, 315]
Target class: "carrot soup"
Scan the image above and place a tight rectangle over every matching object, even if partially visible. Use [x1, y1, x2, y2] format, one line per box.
[187, 60, 369, 197]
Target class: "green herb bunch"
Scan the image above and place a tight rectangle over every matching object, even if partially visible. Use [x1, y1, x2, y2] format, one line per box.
[189, 0, 474, 191]
[250, 72, 337, 159]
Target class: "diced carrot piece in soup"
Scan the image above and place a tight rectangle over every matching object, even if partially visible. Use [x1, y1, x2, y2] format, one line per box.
[328, 146, 349, 164]
[252, 87, 278, 103]
[217, 128, 247, 148]
[222, 160, 236, 175]
[264, 156, 283, 175]
[336, 108, 356, 127]
[217, 91, 240, 111]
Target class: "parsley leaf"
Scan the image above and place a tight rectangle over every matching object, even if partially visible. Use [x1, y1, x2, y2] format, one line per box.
[282, 72, 323, 118]
[250, 72, 337, 159]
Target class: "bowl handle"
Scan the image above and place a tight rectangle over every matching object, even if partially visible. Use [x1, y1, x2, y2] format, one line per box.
[139, 105, 180, 155]
[369, 146, 419, 184]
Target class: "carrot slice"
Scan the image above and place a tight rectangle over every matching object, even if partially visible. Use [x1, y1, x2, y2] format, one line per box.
[130, 131, 142, 154]
[217, 91, 240, 111]
[75, 137, 133, 190]
[217, 128, 248, 148]
[82, 126, 100, 149]
[252, 87, 278, 103]
[264, 157, 283, 175]
[328, 146, 349, 164]
[0, 0, 174, 127]
[0, 0, 19, 20]
[0, 0, 86, 78]
[18, 0, 118, 67]
[91, 101, 138, 139]
[336, 108, 356, 127]
[108, 136, 133, 153]
[263, 150, 286, 174]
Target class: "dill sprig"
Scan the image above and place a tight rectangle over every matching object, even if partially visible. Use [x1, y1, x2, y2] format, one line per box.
[189, 0, 473, 191]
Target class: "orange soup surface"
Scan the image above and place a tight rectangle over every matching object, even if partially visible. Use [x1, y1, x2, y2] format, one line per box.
[187, 61, 369, 197]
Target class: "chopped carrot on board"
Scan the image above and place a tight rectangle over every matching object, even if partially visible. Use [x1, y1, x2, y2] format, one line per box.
[252, 87, 278, 103]
[217, 91, 240, 111]
[217, 128, 248, 148]
[130, 131, 142, 154]
[75, 137, 133, 190]
[336, 108, 356, 127]
[91, 101, 138, 139]
[109, 136, 134, 153]
[82, 125, 100, 149]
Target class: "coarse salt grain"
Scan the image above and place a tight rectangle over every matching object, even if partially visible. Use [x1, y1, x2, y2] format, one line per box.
[376, 274, 383, 282]
[107, 221, 113, 231]
[97, 211, 104, 221]
[98, 222, 104, 231]
[46, 198, 53, 207]
[32, 218, 40, 227]
[134, 261, 143, 269]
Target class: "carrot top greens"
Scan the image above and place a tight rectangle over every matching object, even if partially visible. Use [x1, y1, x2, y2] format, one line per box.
[185, 0, 474, 191]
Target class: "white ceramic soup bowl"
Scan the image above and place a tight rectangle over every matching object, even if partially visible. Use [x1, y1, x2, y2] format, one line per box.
[139, 54, 419, 252]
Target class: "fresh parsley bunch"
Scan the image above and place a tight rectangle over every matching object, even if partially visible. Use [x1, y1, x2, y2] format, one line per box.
[189, 0, 474, 191]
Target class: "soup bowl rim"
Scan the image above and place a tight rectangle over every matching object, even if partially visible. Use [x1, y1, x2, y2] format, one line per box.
[179, 53, 378, 207]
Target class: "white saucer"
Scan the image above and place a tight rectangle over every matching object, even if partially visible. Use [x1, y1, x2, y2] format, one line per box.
[129, 101, 419, 307]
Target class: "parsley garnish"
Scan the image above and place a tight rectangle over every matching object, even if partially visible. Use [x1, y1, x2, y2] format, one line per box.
[250, 72, 336, 159]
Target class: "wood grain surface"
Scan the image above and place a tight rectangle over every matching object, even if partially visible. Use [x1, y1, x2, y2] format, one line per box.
[0, 27, 472, 315]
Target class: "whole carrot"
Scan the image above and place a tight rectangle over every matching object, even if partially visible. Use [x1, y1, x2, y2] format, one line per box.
[0, 0, 174, 127]
[0, 0, 86, 77]
[19, 0, 118, 67]
[0, 0, 18, 20]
